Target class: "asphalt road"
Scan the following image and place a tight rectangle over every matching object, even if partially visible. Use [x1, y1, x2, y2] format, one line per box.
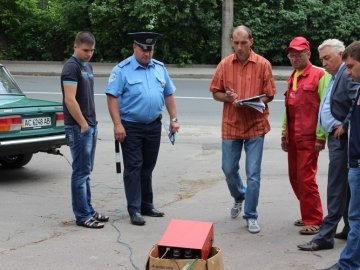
[14, 76, 287, 127]
[0, 76, 343, 270]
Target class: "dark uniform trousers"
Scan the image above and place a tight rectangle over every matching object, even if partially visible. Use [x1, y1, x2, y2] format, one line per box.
[313, 132, 349, 246]
[121, 117, 162, 215]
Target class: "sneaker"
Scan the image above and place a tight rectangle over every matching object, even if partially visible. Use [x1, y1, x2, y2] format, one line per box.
[247, 218, 261, 233]
[230, 201, 243, 218]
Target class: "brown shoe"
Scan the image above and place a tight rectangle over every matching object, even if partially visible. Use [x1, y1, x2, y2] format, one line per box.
[294, 219, 304, 226]
[299, 225, 320, 235]
[297, 241, 333, 251]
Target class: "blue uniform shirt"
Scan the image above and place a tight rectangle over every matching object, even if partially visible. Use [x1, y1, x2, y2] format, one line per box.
[105, 55, 176, 124]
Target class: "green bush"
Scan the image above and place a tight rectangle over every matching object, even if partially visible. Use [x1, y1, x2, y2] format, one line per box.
[0, 0, 358, 65]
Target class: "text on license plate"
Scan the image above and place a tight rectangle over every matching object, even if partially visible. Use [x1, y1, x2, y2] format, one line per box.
[22, 117, 52, 129]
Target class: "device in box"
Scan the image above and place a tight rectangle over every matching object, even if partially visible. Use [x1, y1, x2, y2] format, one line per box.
[145, 244, 224, 270]
[157, 219, 214, 260]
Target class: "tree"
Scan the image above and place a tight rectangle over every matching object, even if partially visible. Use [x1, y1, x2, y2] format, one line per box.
[0, 0, 359, 65]
[221, 0, 233, 59]
[90, 0, 222, 64]
[234, 0, 360, 65]
[0, 0, 52, 59]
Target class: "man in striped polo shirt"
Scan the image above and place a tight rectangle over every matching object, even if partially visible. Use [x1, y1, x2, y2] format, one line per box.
[209, 25, 276, 234]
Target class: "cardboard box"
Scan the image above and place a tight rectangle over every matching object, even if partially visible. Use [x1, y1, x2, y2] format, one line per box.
[145, 244, 224, 270]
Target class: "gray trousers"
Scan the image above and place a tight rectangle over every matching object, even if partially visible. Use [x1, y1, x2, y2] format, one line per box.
[312, 133, 349, 246]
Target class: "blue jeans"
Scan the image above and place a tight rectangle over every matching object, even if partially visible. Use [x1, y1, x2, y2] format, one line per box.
[222, 136, 264, 219]
[65, 125, 97, 222]
[338, 167, 360, 269]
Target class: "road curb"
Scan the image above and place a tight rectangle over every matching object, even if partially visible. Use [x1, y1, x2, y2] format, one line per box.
[10, 71, 289, 81]
[2, 61, 291, 80]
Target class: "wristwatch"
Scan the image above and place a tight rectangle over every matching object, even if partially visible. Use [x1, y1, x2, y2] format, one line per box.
[171, 117, 178, 123]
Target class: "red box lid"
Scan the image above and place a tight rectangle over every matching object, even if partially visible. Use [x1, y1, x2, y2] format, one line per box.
[158, 219, 214, 249]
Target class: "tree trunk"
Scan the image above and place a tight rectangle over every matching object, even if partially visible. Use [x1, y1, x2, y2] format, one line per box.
[221, 0, 234, 59]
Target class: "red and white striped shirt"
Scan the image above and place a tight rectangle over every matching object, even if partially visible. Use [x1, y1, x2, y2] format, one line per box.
[210, 51, 276, 139]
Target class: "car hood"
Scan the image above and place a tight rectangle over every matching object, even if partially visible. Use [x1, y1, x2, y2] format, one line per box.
[0, 95, 62, 108]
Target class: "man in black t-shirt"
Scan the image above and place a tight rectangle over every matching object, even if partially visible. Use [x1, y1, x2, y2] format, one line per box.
[61, 31, 108, 229]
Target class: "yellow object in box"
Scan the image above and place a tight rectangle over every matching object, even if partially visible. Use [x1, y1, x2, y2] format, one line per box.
[145, 244, 224, 270]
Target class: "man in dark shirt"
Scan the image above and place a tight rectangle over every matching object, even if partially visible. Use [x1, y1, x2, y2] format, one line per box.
[323, 40, 360, 270]
[61, 31, 109, 229]
[298, 39, 358, 251]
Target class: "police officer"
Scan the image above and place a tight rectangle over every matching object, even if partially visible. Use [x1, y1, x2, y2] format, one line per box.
[105, 32, 180, 226]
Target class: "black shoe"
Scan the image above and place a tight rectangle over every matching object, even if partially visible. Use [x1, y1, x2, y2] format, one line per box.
[322, 263, 339, 270]
[76, 217, 105, 229]
[297, 241, 333, 251]
[92, 211, 109, 222]
[130, 213, 146, 226]
[334, 231, 348, 240]
[142, 208, 165, 217]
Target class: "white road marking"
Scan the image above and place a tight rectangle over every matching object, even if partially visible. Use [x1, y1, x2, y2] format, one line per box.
[24, 92, 284, 102]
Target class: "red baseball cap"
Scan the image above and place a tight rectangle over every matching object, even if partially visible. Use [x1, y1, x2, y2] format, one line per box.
[286, 37, 310, 53]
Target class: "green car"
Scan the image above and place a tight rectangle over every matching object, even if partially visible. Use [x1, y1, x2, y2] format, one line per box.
[0, 63, 67, 168]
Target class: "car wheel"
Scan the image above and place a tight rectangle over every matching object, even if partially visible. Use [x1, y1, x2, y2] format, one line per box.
[0, 154, 33, 168]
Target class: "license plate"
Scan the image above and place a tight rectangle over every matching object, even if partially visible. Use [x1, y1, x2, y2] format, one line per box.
[22, 116, 52, 129]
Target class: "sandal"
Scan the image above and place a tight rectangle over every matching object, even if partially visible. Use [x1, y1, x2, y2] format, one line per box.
[299, 225, 320, 235]
[294, 219, 304, 226]
[76, 217, 104, 229]
[92, 211, 109, 222]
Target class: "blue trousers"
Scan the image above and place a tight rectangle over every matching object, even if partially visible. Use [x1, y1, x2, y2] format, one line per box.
[121, 118, 161, 215]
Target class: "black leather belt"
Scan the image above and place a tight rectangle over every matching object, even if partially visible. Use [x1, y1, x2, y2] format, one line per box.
[122, 115, 162, 125]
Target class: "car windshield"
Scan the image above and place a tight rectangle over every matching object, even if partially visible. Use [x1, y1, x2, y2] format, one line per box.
[0, 66, 23, 95]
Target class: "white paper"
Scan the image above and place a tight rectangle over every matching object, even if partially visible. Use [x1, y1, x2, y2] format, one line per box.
[163, 121, 176, 145]
[237, 94, 266, 113]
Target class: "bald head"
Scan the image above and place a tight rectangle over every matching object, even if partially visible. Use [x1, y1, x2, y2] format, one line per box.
[232, 25, 253, 39]
[231, 25, 253, 63]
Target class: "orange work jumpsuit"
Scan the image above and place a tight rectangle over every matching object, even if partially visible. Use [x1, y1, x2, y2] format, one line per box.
[283, 62, 329, 226]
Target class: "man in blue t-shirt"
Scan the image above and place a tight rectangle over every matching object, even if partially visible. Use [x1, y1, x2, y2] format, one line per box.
[61, 31, 109, 229]
[105, 32, 180, 226]
[323, 41, 360, 270]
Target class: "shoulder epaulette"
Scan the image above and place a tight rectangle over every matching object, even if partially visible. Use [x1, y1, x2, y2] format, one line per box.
[118, 58, 131, 68]
[152, 59, 164, 66]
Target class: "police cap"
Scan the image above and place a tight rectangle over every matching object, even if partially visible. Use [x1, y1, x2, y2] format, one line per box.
[128, 32, 161, 51]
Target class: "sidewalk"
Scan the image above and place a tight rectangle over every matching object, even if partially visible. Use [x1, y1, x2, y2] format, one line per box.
[1, 60, 292, 80]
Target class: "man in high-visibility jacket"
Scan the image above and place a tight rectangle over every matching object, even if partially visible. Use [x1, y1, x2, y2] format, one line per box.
[281, 36, 331, 235]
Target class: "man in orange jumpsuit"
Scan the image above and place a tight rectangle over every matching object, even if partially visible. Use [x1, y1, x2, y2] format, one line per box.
[281, 37, 331, 235]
